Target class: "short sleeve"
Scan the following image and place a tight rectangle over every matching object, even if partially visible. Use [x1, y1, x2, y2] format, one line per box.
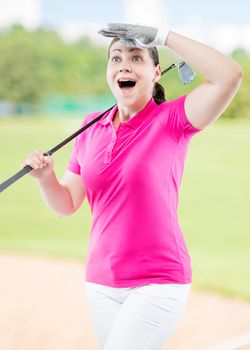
[164, 95, 203, 140]
[66, 111, 102, 175]
[67, 129, 81, 175]
[66, 114, 92, 175]
[67, 139, 81, 175]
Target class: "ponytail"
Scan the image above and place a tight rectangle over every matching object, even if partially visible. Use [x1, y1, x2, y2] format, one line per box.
[153, 82, 166, 104]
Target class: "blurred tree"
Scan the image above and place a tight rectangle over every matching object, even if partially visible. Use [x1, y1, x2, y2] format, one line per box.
[0, 25, 249, 119]
[224, 50, 250, 119]
[0, 25, 47, 103]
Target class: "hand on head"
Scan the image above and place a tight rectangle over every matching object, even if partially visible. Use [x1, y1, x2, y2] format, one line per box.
[99, 23, 168, 48]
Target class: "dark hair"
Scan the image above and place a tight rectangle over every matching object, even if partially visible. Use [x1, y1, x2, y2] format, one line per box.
[108, 39, 166, 104]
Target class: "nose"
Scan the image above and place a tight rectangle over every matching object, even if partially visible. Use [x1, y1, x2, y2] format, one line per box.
[119, 63, 132, 73]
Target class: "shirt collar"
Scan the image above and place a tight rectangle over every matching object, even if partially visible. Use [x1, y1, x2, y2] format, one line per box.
[98, 98, 156, 130]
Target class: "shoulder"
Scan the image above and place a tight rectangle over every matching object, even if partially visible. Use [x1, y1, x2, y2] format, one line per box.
[80, 110, 103, 126]
[161, 95, 186, 109]
[152, 95, 187, 122]
[73, 110, 103, 148]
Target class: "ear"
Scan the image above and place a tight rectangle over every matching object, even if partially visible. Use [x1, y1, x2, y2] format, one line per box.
[153, 64, 161, 83]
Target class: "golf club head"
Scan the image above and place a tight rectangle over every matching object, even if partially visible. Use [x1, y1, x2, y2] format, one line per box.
[177, 62, 196, 84]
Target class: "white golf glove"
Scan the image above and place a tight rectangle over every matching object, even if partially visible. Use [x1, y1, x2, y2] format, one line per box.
[98, 23, 169, 48]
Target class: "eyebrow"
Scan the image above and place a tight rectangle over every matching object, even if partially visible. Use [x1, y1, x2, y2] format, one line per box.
[110, 48, 143, 54]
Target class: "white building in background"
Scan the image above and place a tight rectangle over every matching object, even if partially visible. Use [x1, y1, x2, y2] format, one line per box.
[0, 0, 42, 29]
[125, 0, 170, 31]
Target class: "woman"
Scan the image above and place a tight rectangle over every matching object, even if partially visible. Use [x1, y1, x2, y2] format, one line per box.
[24, 24, 243, 350]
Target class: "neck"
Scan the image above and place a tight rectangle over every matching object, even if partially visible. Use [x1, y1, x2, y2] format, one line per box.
[116, 98, 152, 122]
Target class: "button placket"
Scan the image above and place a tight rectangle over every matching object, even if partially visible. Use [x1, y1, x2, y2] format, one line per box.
[104, 123, 118, 164]
[110, 124, 117, 150]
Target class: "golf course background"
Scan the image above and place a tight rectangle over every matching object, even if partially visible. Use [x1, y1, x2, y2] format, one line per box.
[0, 25, 250, 303]
[1, 114, 250, 302]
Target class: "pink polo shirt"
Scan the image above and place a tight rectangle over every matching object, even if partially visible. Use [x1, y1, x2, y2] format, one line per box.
[67, 95, 203, 287]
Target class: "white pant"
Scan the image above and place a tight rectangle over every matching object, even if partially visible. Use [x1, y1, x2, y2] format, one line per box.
[85, 282, 191, 350]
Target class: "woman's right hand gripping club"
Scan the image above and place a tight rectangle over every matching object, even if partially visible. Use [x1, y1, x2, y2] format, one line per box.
[23, 151, 54, 181]
[22, 151, 85, 216]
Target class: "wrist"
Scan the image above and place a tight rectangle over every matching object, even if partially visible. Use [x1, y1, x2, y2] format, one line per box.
[37, 171, 56, 185]
[156, 28, 170, 46]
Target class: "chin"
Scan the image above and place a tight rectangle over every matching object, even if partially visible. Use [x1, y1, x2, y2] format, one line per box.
[117, 96, 138, 107]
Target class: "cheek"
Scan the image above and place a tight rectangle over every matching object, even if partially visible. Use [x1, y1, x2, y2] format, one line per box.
[106, 65, 116, 84]
[106, 72, 119, 95]
[143, 73, 157, 87]
[106, 67, 113, 88]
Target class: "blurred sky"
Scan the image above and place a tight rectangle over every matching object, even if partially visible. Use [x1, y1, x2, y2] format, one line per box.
[0, 0, 250, 52]
[41, 0, 249, 26]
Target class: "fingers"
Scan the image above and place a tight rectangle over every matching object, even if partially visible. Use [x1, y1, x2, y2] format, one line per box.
[98, 30, 121, 38]
[119, 38, 138, 47]
[98, 23, 158, 47]
[107, 23, 131, 32]
[98, 30, 126, 38]
[23, 151, 52, 170]
[98, 23, 131, 38]
[22, 151, 54, 180]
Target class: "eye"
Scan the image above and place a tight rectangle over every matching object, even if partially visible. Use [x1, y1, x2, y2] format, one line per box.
[111, 56, 121, 63]
[133, 55, 142, 62]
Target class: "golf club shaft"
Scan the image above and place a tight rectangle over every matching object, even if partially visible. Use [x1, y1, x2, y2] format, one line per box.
[161, 61, 183, 76]
[0, 105, 115, 193]
[0, 165, 33, 193]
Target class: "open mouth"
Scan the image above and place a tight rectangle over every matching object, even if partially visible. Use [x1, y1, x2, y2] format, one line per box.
[118, 79, 136, 89]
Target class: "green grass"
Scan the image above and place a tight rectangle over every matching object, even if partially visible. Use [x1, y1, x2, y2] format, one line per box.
[0, 116, 250, 301]
[179, 119, 250, 301]
[0, 116, 92, 260]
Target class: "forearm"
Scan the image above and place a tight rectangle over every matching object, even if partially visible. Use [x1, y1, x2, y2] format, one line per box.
[165, 31, 243, 86]
[37, 171, 75, 216]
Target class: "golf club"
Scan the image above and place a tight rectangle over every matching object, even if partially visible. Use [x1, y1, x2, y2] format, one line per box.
[0, 60, 195, 194]
[161, 60, 196, 84]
